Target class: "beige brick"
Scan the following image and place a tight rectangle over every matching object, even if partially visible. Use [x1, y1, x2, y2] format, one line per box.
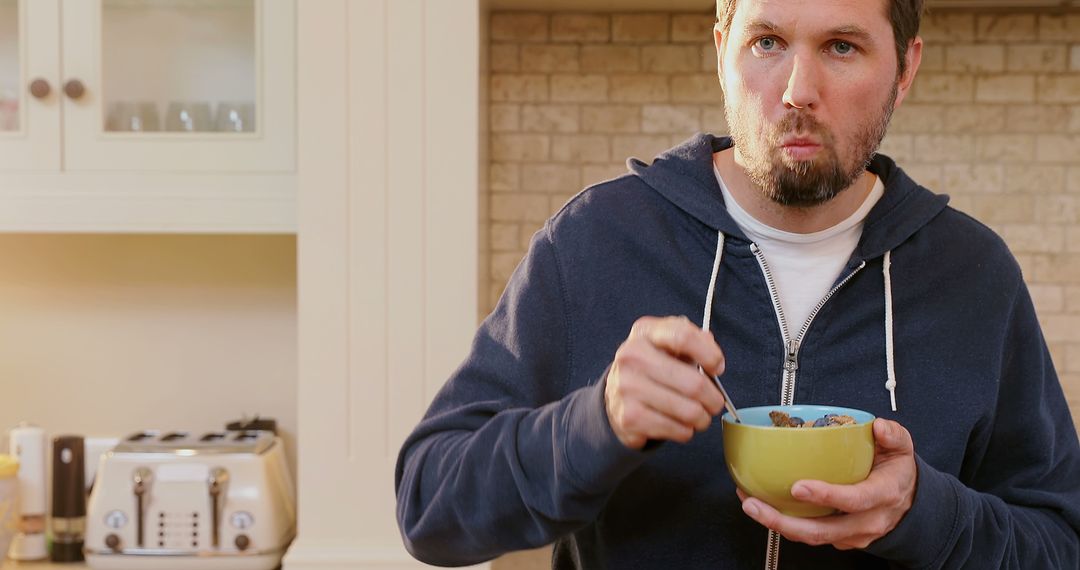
[878, 134, 915, 163]
[944, 105, 1006, 134]
[491, 223, 520, 251]
[550, 75, 608, 103]
[976, 75, 1036, 103]
[913, 134, 976, 162]
[1072, 46, 1080, 72]
[583, 163, 630, 185]
[1037, 135, 1080, 163]
[943, 163, 1005, 194]
[580, 46, 640, 73]
[1039, 14, 1080, 42]
[1070, 167, 1080, 193]
[491, 44, 519, 72]
[551, 14, 610, 43]
[1006, 104, 1070, 133]
[888, 104, 946, 133]
[491, 74, 548, 102]
[703, 106, 728, 134]
[490, 163, 520, 192]
[910, 74, 975, 103]
[975, 134, 1036, 162]
[1007, 44, 1068, 73]
[490, 104, 520, 133]
[549, 193, 577, 212]
[1004, 165, 1066, 194]
[919, 45, 945, 73]
[488, 279, 508, 311]
[582, 104, 641, 133]
[672, 14, 714, 43]
[902, 163, 943, 190]
[1069, 345, 1080, 373]
[642, 104, 702, 134]
[921, 13, 976, 43]
[1068, 227, 1080, 253]
[519, 225, 541, 249]
[521, 45, 579, 73]
[491, 251, 525, 282]
[491, 134, 550, 162]
[703, 42, 719, 71]
[491, 194, 551, 223]
[1068, 286, 1080, 312]
[1030, 284, 1066, 313]
[958, 195, 1035, 223]
[977, 14, 1038, 43]
[671, 74, 722, 103]
[946, 44, 1005, 73]
[1013, 253, 1046, 278]
[612, 134, 673, 162]
[1034, 254, 1080, 283]
[1042, 315, 1080, 342]
[610, 75, 670, 103]
[1050, 343, 1070, 374]
[1036, 195, 1080, 223]
[551, 134, 611, 163]
[642, 45, 702, 72]
[1070, 106, 1080, 132]
[521, 164, 582, 193]
[613, 14, 670, 43]
[1000, 224, 1066, 253]
[1038, 76, 1080, 104]
[521, 104, 580, 133]
[491, 13, 549, 43]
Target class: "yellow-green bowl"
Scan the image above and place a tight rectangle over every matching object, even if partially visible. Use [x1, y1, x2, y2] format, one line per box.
[722, 405, 875, 518]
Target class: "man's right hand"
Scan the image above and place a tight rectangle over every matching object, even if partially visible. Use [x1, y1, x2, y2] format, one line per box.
[605, 315, 727, 450]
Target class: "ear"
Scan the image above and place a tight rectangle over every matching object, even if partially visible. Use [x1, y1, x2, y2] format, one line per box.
[892, 36, 923, 109]
[714, 23, 727, 96]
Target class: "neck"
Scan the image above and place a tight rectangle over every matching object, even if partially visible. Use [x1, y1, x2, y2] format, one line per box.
[713, 148, 876, 234]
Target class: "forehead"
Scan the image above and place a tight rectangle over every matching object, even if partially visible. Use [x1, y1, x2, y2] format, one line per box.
[729, 0, 892, 36]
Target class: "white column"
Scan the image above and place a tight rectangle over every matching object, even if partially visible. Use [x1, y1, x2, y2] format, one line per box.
[286, 1, 483, 568]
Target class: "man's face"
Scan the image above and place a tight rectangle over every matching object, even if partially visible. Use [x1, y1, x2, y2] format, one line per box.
[716, 0, 914, 207]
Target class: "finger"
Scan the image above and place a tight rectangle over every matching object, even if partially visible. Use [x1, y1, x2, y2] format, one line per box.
[791, 451, 915, 514]
[618, 400, 696, 443]
[632, 316, 726, 376]
[621, 362, 713, 431]
[635, 340, 726, 416]
[873, 419, 914, 454]
[740, 497, 856, 547]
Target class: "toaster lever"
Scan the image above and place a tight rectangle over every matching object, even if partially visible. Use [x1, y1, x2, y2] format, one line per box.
[132, 467, 152, 548]
[208, 467, 229, 549]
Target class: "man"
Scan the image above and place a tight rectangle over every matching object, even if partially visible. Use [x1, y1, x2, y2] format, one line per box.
[396, 0, 1080, 567]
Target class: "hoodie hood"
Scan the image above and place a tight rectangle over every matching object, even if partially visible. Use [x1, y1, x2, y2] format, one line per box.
[628, 133, 950, 263]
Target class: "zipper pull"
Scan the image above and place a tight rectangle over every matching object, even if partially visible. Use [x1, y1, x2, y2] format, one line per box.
[784, 340, 799, 372]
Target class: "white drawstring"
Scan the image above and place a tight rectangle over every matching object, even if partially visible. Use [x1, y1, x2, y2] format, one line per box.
[701, 231, 726, 331]
[883, 250, 898, 412]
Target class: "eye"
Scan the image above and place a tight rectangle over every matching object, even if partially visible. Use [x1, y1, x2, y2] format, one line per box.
[831, 41, 856, 56]
[756, 37, 780, 52]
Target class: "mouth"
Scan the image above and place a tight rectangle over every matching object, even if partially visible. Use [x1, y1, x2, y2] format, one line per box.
[779, 136, 822, 160]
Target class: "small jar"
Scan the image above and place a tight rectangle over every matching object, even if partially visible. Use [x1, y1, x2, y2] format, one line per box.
[0, 454, 20, 562]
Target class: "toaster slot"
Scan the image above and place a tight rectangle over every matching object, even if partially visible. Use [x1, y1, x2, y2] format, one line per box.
[125, 431, 158, 442]
[207, 467, 229, 549]
[199, 432, 226, 442]
[160, 432, 189, 442]
[132, 467, 152, 548]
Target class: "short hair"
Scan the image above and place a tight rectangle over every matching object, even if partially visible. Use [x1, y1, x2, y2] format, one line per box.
[715, 0, 926, 77]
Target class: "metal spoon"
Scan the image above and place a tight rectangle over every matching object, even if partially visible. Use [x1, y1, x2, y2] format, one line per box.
[712, 374, 741, 423]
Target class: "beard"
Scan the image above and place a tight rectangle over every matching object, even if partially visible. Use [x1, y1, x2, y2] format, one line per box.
[725, 82, 897, 208]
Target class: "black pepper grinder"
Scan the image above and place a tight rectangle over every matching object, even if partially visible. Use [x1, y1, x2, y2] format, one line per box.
[50, 435, 85, 562]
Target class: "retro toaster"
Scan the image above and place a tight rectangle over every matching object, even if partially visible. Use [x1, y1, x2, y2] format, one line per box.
[85, 429, 295, 570]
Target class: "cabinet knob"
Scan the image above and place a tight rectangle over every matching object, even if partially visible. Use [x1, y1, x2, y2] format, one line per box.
[63, 79, 86, 100]
[29, 78, 51, 99]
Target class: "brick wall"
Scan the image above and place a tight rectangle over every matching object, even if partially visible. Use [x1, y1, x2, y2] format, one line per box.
[486, 17, 1080, 569]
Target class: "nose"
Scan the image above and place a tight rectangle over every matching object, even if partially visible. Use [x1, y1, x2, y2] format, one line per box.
[782, 54, 821, 110]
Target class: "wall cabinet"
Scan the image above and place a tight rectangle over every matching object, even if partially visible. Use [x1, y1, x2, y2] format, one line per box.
[0, 0, 295, 232]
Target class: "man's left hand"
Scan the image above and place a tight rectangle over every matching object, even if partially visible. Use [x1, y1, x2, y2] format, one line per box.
[738, 418, 917, 550]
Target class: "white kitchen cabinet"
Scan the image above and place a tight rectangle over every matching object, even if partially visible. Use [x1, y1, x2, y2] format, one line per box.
[0, 0, 295, 233]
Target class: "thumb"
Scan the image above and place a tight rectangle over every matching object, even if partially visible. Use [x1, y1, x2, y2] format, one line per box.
[873, 418, 913, 454]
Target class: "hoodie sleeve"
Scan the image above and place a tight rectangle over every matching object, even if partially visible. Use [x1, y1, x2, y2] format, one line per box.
[864, 282, 1080, 569]
[394, 223, 650, 567]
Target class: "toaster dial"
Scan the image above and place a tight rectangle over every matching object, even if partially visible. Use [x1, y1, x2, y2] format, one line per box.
[105, 510, 127, 529]
[230, 510, 254, 530]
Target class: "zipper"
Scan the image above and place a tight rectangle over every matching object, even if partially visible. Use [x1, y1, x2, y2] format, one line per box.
[750, 243, 866, 570]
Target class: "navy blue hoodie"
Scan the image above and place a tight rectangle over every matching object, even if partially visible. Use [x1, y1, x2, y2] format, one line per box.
[395, 134, 1080, 569]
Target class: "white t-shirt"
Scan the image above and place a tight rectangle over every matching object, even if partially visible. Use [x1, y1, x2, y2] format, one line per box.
[714, 165, 885, 337]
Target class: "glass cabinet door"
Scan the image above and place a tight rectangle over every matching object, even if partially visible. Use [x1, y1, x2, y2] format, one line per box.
[0, 0, 61, 171]
[0, 0, 20, 132]
[62, 0, 295, 172]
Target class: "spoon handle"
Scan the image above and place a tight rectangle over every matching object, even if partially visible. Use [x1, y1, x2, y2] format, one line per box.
[712, 375, 741, 423]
